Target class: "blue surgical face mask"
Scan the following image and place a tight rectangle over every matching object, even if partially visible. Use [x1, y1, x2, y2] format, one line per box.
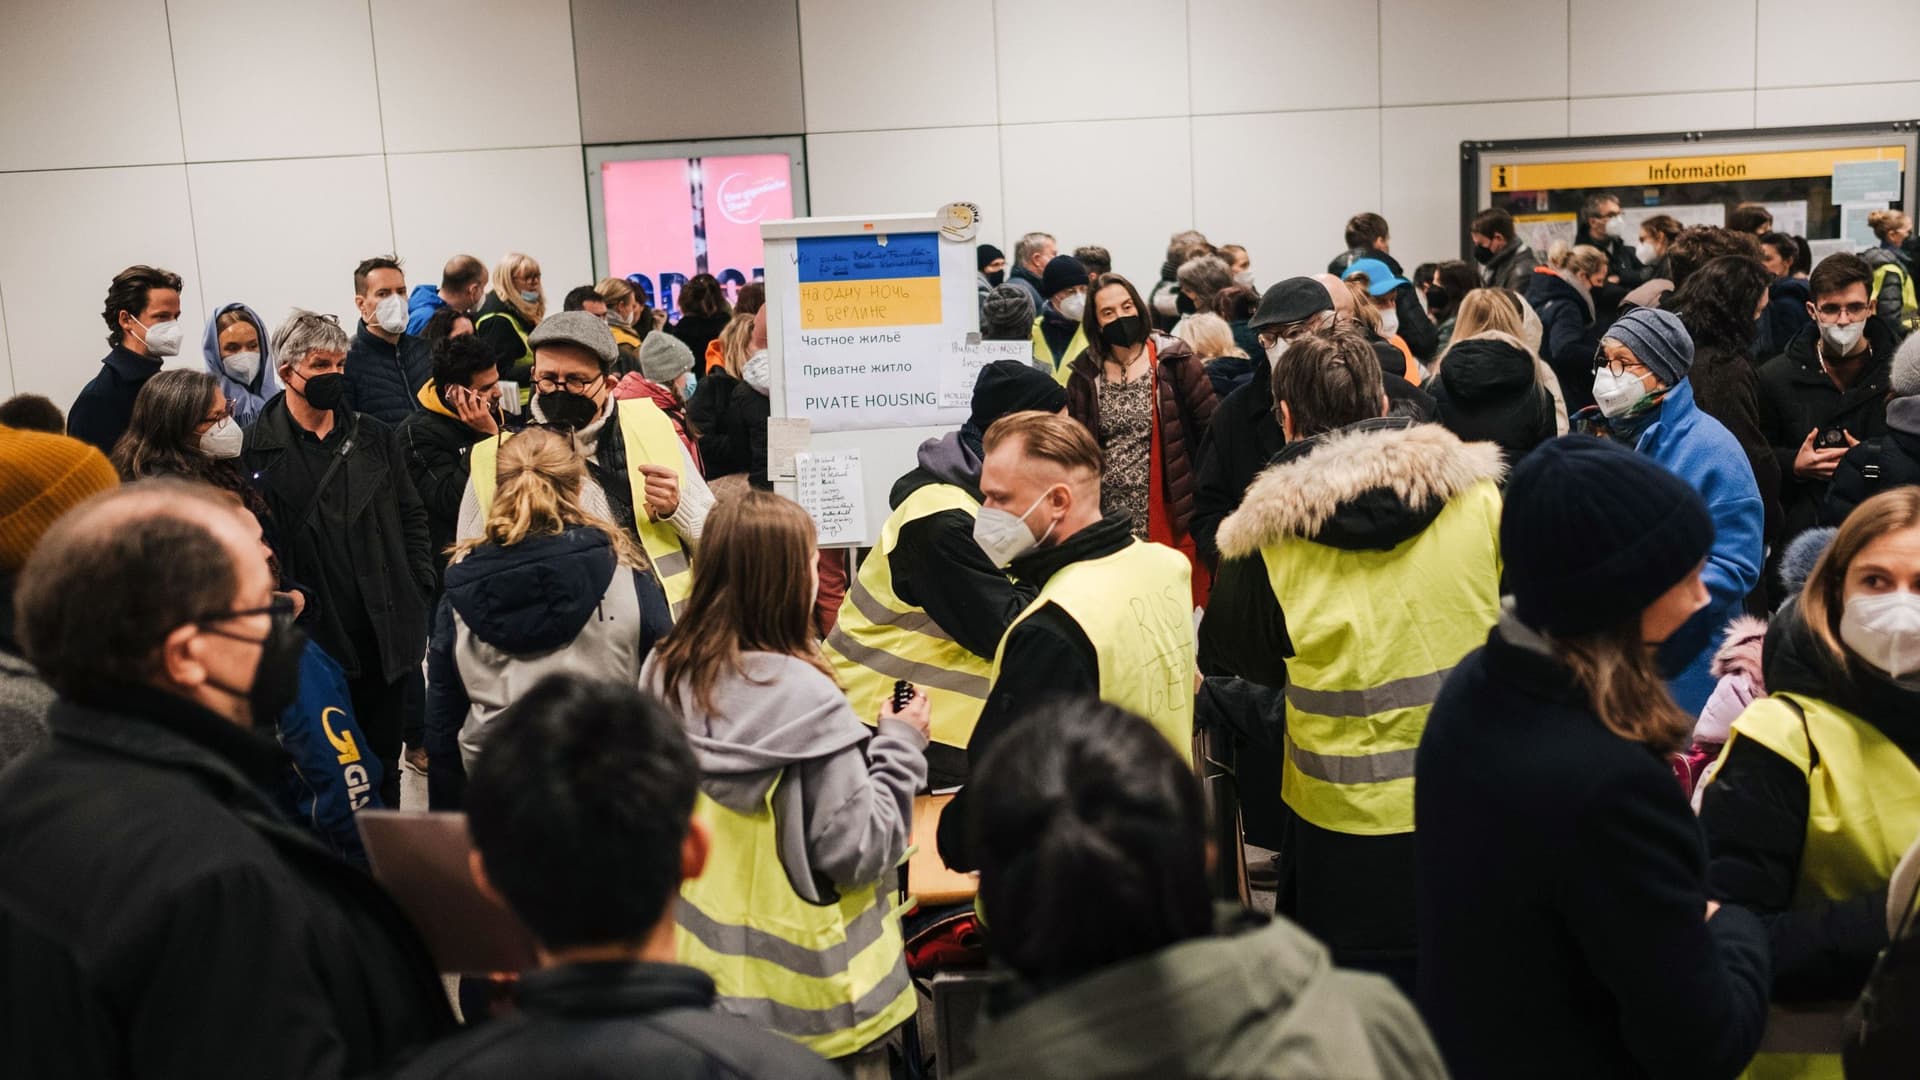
[518, 289, 541, 304]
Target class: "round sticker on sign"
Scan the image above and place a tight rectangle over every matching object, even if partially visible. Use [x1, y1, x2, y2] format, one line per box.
[939, 202, 981, 242]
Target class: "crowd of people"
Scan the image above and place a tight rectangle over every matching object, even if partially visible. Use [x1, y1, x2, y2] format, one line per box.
[2, 193, 1920, 1079]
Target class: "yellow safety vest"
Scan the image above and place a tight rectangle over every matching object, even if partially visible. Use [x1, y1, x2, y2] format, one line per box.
[468, 398, 693, 616]
[475, 309, 533, 405]
[1030, 317, 1086, 386]
[1713, 692, 1920, 1080]
[676, 784, 917, 1059]
[822, 483, 994, 750]
[1262, 481, 1502, 836]
[991, 538, 1195, 757]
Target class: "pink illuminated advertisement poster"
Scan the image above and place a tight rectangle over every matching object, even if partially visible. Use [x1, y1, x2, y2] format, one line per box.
[601, 153, 793, 318]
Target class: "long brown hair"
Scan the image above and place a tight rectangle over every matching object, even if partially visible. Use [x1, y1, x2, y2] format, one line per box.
[1551, 618, 1694, 753]
[1802, 488, 1920, 678]
[648, 490, 829, 714]
[1080, 272, 1152, 366]
[112, 369, 221, 481]
[449, 428, 643, 566]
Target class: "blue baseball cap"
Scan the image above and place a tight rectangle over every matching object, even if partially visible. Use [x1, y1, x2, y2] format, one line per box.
[1342, 257, 1409, 296]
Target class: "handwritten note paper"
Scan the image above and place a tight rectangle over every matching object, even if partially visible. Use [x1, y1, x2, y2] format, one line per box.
[794, 449, 867, 546]
[940, 339, 1039, 409]
[766, 417, 811, 482]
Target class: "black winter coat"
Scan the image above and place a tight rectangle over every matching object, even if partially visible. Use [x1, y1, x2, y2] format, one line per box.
[1190, 357, 1284, 567]
[728, 379, 773, 490]
[472, 294, 534, 382]
[1418, 627, 1771, 1079]
[397, 399, 487, 582]
[685, 366, 747, 479]
[67, 345, 160, 455]
[1823, 396, 1920, 525]
[668, 312, 731, 358]
[1526, 270, 1601, 414]
[391, 962, 836, 1079]
[0, 688, 454, 1078]
[1757, 317, 1897, 536]
[1690, 341, 1784, 546]
[343, 321, 432, 426]
[243, 396, 434, 683]
[1699, 601, 1920, 1003]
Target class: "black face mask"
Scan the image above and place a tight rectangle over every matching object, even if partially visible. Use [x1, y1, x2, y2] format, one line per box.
[202, 609, 308, 728]
[536, 388, 602, 432]
[986, 270, 1005, 287]
[294, 370, 347, 411]
[1425, 285, 1451, 313]
[1472, 243, 1496, 265]
[1175, 291, 1197, 316]
[1100, 314, 1149, 350]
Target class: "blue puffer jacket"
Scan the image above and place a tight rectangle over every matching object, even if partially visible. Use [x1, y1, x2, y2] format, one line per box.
[200, 302, 281, 428]
[342, 320, 432, 426]
[1578, 379, 1765, 715]
[405, 283, 446, 337]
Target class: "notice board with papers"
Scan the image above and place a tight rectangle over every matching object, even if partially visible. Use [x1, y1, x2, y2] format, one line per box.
[1460, 121, 1918, 261]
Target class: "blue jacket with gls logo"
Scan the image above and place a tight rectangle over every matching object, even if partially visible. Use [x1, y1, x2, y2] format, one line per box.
[274, 642, 384, 866]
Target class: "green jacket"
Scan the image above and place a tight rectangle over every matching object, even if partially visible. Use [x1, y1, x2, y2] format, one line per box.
[957, 909, 1449, 1079]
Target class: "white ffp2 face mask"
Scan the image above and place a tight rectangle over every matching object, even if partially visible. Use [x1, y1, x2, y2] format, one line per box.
[131, 315, 184, 357]
[374, 293, 408, 334]
[1820, 319, 1866, 355]
[1592, 367, 1651, 418]
[222, 350, 261, 384]
[1634, 240, 1658, 265]
[1377, 308, 1400, 338]
[198, 416, 244, 459]
[973, 488, 1060, 568]
[1056, 293, 1086, 322]
[1840, 591, 1920, 678]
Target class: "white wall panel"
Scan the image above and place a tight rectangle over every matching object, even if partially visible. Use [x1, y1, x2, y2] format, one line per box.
[1569, 91, 1755, 137]
[994, 0, 1188, 125]
[1757, 0, 1920, 89]
[808, 126, 1006, 248]
[999, 117, 1193, 285]
[1755, 82, 1920, 128]
[0, 167, 202, 407]
[1380, 99, 1568, 267]
[170, 0, 383, 162]
[371, 0, 580, 154]
[1380, 0, 1567, 107]
[0, 0, 183, 171]
[1192, 109, 1381, 281]
[387, 147, 592, 297]
[0, 299, 15, 399]
[800, 1, 997, 132]
[1189, 0, 1380, 115]
[1571, 0, 1754, 96]
[189, 156, 393, 334]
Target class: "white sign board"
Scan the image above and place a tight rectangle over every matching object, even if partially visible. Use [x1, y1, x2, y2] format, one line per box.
[794, 449, 867, 546]
[1834, 159, 1901, 205]
[940, 339, 1035, 409]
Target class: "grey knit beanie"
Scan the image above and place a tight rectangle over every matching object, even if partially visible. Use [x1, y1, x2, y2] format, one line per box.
[1602, 306, 1694, 386]
[638, 330, 695, 384]
[982, 284, 1036, 340]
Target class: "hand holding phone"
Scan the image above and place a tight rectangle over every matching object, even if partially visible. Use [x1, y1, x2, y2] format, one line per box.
[881, 680, 931, 739]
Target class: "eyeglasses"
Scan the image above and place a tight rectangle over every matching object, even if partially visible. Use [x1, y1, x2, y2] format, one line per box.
[1257, 314, 1333, 348]
[1816, 302, 1871, 319]
[197, 402, 233, 429]
[531, 373, 603, 394]
[194, 594, 297, 627]
[1598, 356, 1650, 377]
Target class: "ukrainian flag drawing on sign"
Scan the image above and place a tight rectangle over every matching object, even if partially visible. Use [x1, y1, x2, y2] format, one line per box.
[796, 232, 943, 329]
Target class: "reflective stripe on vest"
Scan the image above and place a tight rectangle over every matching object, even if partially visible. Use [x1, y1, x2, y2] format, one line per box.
[475, 310, 533, 403]
[1710, 691, 1920, 1079]
[676, 786, 916, 1058]
[822, 483, 994, 749]
[1029, 317, 1085, 386]
[468, 398, 693, 616]
[992, 538, 1195, 757]
[1262, 480, 1501, 836]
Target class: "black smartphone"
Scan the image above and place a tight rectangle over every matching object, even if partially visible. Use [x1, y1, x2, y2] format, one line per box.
[892, 679, 916, 711]
[1816, 427, 1851, 450]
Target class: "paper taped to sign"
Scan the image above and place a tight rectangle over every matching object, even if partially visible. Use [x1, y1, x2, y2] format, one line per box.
[795, 449, 867, 546]
[766, 416, 810, 482]
[1833, 160, 1901, 205]
[940, 339, 1036, 409]
[1760, 200, 1808, 238]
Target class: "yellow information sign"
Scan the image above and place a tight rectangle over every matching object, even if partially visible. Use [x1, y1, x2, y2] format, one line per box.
[1489, 145, 1908, 193]
[797, 277, 943, 330]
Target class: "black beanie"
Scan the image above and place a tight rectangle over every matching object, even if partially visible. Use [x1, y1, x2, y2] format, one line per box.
[977, 243, 1005, 272]
[1501, 436, 1714, 637]
[970, 359, 1067, 430]
[1041, 255, 1089, 299]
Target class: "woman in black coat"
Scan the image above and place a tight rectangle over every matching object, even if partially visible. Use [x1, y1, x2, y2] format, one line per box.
[1416, 436, 1771, 1080]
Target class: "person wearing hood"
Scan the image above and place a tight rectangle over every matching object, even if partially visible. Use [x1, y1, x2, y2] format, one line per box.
[1699, 490, 1920, 1078]
[1418, 436, 1772, 1079]
[1471, 208, 1541, 293]
[935, 412, 1196, 872]
[1199, 327, 1504, 993]
[342, 256, 433, 425]
[726, 307, 775, 490]
[615, 329, 703, 472]
[426, 428, 670, 806]
[458, 312, 713, 619]
[201, 302, 280, 428]
[1575, 306, 1765, 714]
[1761, 253, 1899, 540]
[1529, 243, 1610, 414]
[975, 242, 1006, 316]
[1427, 331, 1556, 468]
[405, 254, 488, 337]
[398, 334, 502, 586]
[955, 698, 1448, 1080]
[1822, 332, 1920, 526]
[642, 491, 926, 1068]
[823, 360, 1065, 787]
[1030, 254, 1091, 381]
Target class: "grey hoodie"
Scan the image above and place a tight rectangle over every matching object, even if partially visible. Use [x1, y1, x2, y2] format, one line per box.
[642, 651, 927, 903]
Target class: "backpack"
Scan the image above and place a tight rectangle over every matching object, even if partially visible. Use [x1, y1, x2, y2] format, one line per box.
[1842, 835, 1920, 1076]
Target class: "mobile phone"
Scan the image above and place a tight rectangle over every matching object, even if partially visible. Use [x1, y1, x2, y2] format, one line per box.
[1816, 427, 1850, 450]
[892, 680, 916, 711]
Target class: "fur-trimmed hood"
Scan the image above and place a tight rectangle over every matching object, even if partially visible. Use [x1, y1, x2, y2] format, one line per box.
[1217, 421, 1505, 557]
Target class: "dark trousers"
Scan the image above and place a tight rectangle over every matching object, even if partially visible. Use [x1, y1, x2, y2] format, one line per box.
[1277, 816, 1419, 998]
[348, 669, 408, 807]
